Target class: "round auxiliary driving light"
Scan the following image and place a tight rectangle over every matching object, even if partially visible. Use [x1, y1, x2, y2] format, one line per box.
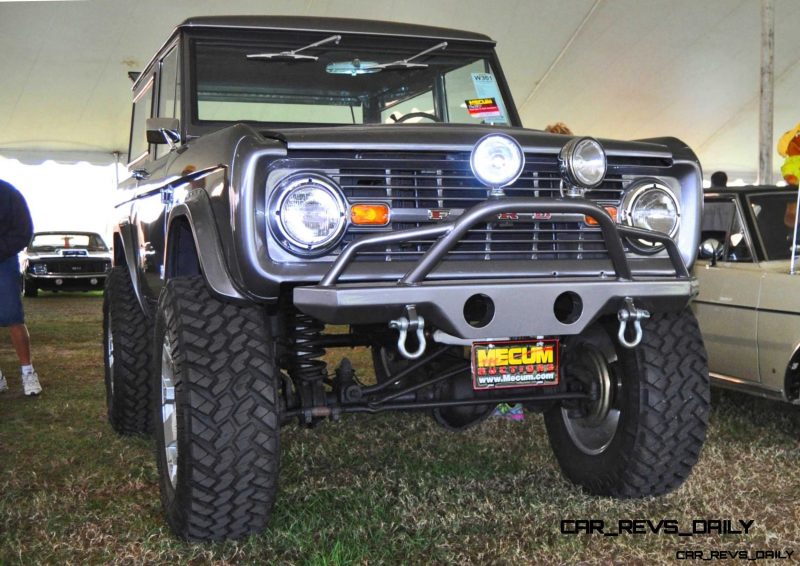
[559, 137, 607, 189]
[470, 133, 525, 190]
[271, 174, 347, 255]
[623, 180, 680, 252]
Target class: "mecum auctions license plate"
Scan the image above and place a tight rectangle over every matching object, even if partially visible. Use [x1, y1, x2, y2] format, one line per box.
[471, 339, 559, 390]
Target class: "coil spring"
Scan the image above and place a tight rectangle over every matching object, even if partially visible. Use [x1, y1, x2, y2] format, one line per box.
[289, 311, 327, 384]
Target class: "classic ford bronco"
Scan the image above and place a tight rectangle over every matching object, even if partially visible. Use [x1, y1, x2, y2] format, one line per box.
[106, 16, 710, 541]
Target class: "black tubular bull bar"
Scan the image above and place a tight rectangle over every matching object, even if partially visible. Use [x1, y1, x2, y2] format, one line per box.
[294, 198, 692, 340]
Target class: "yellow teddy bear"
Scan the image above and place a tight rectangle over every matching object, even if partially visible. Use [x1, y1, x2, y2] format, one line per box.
[778, 122, 800, 186]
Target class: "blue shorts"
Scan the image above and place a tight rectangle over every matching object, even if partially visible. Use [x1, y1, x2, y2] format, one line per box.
[0, 255, 24, 326]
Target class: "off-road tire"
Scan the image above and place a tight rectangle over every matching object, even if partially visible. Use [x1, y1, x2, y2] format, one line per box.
[153, 276, 280, 541]
[103, 266, 151, 435]
[545, 308, 710, 497]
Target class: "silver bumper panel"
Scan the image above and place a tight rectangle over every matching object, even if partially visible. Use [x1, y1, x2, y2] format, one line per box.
[294, 277, 694, 339]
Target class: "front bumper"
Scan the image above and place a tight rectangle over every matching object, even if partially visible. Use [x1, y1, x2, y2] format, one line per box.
[27, 273, 107, 291]
[293, 198, 694, 339]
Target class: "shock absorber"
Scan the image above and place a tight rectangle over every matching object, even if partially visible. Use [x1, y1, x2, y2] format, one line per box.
[288, 310, 328, 420]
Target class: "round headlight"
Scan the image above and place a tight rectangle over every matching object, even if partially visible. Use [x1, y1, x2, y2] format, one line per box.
[623, 181, 680, 251]
[272, 175, 346, 254]
[470, 133, 525, 189]
[559, 137, 606, 189]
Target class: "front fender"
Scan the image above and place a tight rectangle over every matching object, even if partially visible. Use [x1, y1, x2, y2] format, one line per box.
[115, 221, 151, 317]
[167, 189, 246, 302]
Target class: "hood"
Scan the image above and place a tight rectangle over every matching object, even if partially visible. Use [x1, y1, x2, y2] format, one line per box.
[258, 124, 675, 160]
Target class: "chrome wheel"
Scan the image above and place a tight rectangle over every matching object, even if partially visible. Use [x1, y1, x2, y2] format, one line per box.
[561, 346, 620, 455]
[161, 338, 178, 488]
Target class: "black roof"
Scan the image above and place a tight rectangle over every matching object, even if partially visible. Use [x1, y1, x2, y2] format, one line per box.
[178, 16, 494, 43]
[133, 16, 494, 90]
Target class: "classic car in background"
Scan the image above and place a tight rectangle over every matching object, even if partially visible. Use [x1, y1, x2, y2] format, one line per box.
[693, 185, 800, 405]
[21, 231, 112, 297]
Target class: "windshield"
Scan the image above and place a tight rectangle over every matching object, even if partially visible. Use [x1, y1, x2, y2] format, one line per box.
[747, 192, 798, 260]
[192, 31, 514, 127]
[29, 233, 108, 253]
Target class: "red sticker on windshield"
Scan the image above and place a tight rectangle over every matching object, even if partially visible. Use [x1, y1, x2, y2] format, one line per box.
[466, 97, 501, 118]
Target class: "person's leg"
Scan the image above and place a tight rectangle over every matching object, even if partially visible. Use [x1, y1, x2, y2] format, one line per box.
[0, 255, 40, 394]
[9, 324, 32, 365]
[11, 324, 41, 395]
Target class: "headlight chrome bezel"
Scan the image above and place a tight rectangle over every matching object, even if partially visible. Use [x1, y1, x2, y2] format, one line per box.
[470, 133, 525, 191]
[559, 137, 607, 191]
[269, 173, 348, 256]
[622, 179, 681, 253]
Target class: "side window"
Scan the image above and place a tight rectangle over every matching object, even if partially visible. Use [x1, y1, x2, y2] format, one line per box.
[443, 60, 510, 125]
[701, 199, 753, 262]
[155, 46, 180, 159]
[128, 77, 154, 166]
[726, 208, 753, 262]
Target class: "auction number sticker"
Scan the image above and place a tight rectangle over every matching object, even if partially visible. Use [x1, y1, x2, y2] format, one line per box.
[469, 73, 506, 121]
[471, 339, 559, 390]
[465, 97, 502, 118]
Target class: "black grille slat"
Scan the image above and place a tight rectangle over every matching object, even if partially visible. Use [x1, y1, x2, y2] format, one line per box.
[42, 259, 108, 273]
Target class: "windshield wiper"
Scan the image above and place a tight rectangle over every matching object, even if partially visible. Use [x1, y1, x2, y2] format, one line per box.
[371, 41, 448, 70]
[246, 34, 341, 61]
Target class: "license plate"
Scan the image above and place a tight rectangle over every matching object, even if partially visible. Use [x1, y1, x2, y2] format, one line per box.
[471, 338, 559, 390]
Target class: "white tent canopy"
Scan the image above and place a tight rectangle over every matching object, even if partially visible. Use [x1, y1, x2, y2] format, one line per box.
[1, 0, 799, 182]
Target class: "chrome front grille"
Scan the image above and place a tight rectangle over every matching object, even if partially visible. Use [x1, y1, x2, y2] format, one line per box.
[350, 222, 610, 261]
[279, 151, 627, 262]
[334, 152, 624, 206]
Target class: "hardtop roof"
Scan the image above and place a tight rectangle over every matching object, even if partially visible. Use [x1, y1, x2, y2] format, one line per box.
[133, 15, 495, 91]
[177, 15, 494, 44]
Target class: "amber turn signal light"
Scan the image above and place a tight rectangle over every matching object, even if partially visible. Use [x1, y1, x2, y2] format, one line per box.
[584, 206, 617, 226]
[350, 204, 390, 226]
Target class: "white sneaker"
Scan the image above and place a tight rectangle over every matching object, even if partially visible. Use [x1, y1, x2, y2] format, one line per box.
[0, 371, 7, 393]
[21, 371, 42, 396]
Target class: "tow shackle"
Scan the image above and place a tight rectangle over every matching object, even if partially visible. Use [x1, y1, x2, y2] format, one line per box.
[389, 305, 427, 360]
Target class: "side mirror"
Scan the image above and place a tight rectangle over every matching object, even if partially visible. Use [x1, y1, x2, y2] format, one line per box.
[146, 117, 181, 147]
[699, 237, 722, 266]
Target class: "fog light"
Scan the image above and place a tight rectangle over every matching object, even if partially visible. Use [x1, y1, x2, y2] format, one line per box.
[90, 278, 98, 285]
[470, 134, 524, 194]
[559, 137, 607, 193]
[55, 279, 63, 286]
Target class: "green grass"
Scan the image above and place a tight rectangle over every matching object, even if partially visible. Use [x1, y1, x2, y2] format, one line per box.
[1, 294, 799, 564]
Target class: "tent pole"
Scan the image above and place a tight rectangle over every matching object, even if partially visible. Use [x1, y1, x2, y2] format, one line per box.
[758, 0, 774, 185]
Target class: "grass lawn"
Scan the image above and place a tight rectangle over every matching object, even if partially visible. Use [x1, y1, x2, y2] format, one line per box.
[1, 293, 798, 564]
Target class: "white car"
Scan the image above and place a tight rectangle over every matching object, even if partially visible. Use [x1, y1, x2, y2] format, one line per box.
[693, 185, 800, 404]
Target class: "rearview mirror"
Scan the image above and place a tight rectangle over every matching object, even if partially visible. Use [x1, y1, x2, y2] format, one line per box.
[146, 117, 180, 147]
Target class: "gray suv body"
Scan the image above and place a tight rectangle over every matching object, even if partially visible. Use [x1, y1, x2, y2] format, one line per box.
[105, 16, 711, 541]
